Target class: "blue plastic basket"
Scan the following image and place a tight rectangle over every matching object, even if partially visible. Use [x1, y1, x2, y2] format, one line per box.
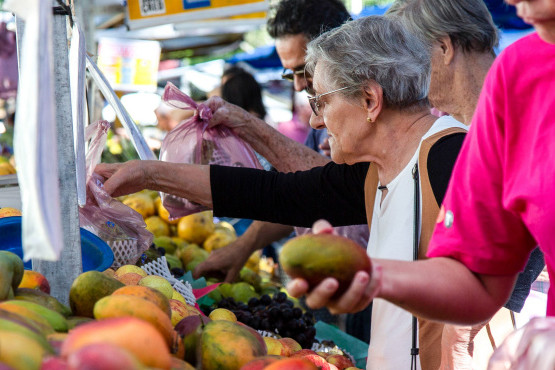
[0, 216, 113, 272]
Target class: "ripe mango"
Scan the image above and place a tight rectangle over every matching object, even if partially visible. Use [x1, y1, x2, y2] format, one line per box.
[0, 163, 16, 175]
[264, 357, 318, 370]
[198, 320, 266, 370]
[0, 206, 21, 217]
[0, 251, 24, 300]
[169, 299, 201, 326]
[66, 316, 94, 330]
[111, 285, 171, 318]
[18, 270, 50, 294]
[66, 343, 146, 370]
[93, 295, 174, 347]
[203, 231, 236, 253]
[177, 211, 214, 245]
[280, 234, 372, 294]
[0, 304, 54, 334]
[0, 300, 67, 332]
[69, 271, 124, 318]
[61, 317, 171, 369]
[145, 216, 171, 237]
[123, 194, 155, 219]
[174, 315, 211, 365]
[0, 329, 52, 370]
[14, 288, 72, 317]
[0, 313, 53, 350]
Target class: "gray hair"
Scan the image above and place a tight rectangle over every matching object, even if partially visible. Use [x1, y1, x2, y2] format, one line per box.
[305, 16, 430, 110]
[386, 0, 498, 53]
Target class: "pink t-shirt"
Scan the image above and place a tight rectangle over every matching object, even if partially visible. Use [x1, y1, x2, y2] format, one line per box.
[427, 33, 555, 315]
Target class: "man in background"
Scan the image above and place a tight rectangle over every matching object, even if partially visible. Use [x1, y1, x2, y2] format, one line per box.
[195, 0, 371, 343]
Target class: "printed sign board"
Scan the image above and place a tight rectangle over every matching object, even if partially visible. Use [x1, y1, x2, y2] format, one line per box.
[126, 0, 269, 29]
[97, 38, 161, 92]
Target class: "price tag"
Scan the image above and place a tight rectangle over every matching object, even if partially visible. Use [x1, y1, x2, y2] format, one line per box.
[139, 0, 166, 16]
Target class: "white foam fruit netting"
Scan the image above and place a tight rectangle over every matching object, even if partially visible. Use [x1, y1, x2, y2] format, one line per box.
[142, 256, 196, 306]
[109, 239, 140, 269]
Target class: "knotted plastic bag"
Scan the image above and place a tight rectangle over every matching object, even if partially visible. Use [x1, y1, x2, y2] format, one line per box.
[79, 121, 153, 266]
[159, 82, 262, 218]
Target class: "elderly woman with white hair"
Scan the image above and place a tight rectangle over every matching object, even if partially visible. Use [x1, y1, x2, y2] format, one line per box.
[95, 16, 466, 369]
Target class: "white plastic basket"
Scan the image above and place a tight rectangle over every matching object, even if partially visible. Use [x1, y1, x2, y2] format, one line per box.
[141, 256, 196, 306]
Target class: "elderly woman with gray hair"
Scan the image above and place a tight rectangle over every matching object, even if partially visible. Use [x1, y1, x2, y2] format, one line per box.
[96, 16, 466, 369]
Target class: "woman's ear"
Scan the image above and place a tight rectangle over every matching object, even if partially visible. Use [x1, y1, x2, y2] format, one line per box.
[438, 35, 455, 65]
[362, 80, 383, 122]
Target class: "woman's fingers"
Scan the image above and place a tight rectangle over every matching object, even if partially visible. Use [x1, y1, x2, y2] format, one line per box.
[94, 163, 119, 179]
[312, 219, 334, 234]
[287, 265, 382, 314]
[286, 278, 310, 298]
[304, 278, 339, 310]
[333, 265, 382, 314]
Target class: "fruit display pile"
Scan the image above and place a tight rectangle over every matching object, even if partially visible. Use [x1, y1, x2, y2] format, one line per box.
[0, 199, 363, 369]
[119, 190, 261, 278]
[216, 293, 317, 349]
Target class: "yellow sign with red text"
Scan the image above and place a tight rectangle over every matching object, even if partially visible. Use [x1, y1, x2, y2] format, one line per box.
[126, 0, 268, 30]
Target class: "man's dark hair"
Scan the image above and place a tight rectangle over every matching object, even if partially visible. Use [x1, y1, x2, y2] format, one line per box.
[267, 0, 351, 41]
[221, 70, 267, 119]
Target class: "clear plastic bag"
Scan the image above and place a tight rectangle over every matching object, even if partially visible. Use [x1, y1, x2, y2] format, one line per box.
[488, 317, 555, 370]
[159, 82, 262, 218]
[79, 121, 153, 267]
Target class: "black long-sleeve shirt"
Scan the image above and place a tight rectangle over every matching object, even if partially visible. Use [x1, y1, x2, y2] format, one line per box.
[211, 133, 466, 228]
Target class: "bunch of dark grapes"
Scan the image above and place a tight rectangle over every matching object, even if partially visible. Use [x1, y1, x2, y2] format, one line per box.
[216, 292, 316, 349]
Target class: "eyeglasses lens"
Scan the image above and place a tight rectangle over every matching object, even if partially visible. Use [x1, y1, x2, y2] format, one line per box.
[309, 97, 319, 116]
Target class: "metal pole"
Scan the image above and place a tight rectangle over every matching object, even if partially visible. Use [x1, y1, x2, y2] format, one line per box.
[74, 0, 96, 55]
[32, 1, 82, 305]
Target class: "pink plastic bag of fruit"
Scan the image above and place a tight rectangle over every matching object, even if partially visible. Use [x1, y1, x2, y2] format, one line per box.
[159, 82, 262, 218]
[80, 121, 153, 266]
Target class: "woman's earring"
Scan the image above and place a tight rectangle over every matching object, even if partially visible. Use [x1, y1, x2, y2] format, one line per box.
[367, 117, 372, 123]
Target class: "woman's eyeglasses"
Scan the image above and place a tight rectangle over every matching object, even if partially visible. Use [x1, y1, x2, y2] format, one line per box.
[308, 86, 352, 116]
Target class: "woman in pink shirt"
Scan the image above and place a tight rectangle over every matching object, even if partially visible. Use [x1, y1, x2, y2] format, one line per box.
[287, 0, 555, 325]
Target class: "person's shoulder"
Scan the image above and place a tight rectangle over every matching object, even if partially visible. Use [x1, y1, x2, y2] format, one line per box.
[496, 33, 551, 68]
[423, 116, 467, 140]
